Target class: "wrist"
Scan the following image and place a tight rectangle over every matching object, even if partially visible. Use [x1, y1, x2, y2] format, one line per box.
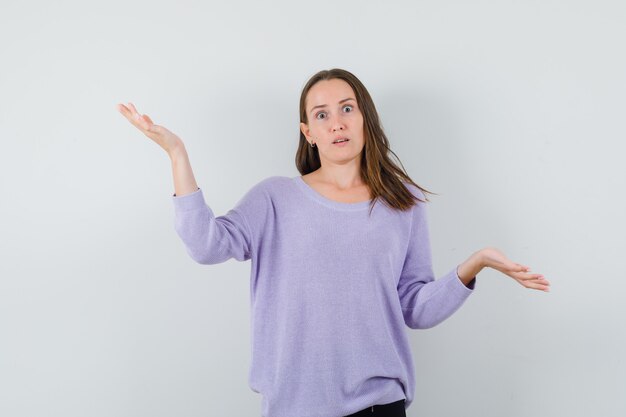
[168, 142, 187, 160]
[475, 248, 487, 269]
[457, 251, 484, 286]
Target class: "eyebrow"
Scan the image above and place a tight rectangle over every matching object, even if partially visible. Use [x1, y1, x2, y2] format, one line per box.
[309, 97, 356, 114]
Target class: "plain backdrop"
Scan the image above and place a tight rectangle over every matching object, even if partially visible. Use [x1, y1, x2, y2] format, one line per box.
[1, 1, 625, 416]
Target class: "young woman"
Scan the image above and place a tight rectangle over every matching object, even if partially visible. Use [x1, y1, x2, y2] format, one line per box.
[117, 68, 550, 417]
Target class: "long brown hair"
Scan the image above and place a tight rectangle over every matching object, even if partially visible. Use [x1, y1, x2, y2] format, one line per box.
[296, 68, 436, 215]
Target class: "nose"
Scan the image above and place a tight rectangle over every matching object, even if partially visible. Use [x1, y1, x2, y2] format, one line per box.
[331, 117, 345, 132]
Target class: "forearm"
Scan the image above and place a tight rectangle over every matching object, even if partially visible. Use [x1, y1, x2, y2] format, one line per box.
[169, 144, 199, 197]
[457, 250, 484, 287]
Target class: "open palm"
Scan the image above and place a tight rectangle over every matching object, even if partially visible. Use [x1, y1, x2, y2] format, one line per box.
[481, 247, 550, 291]
[117, 102, 182, 155]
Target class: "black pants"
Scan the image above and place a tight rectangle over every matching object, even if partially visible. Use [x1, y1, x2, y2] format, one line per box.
[343, 399, 406, 417]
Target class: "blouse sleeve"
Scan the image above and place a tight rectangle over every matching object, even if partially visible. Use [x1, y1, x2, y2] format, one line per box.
[171, 182, 270, 265]
[396, 187, 476, 329]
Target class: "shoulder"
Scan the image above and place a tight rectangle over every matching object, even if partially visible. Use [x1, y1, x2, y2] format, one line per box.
[241, 175, 287, 189]
[251, 175, 295, 193]
[238, 176, 293, 201]
[258, 175, 292, 186]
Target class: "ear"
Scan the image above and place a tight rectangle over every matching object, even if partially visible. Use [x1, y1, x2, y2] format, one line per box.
[300, 122, 311, 140]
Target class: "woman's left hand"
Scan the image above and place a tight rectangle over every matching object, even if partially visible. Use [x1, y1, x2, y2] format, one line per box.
[479, 247, 551, 292]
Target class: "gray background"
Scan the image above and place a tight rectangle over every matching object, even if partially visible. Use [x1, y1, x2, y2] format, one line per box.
[1, 0, 624, 416]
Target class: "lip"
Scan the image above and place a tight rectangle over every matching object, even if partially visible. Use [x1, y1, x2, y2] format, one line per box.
[332, 138, 350, 145]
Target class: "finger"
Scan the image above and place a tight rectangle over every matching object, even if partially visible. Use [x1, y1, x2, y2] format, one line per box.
[529, 276, 550, 286]
[492, 261, 526, 275]
[531, 273, 545, 281]
[532, 276, 550, 285]
[496, 260, 527, 273]
[127, 104, 142, 123]
[141, 116, 157, 132]
[142, 115, 156, 130]
[515, 274, 545, 282]
[517, 278, 550, 292]
[128, 103, 145, 125]
[138, 114, 150, 128]
[117, 103, 132, 119]
[127, 102, 139, 115]
[119, 105, 143, 128]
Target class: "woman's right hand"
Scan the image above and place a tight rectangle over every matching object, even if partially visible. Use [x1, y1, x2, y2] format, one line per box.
[117, 102, 183, 155]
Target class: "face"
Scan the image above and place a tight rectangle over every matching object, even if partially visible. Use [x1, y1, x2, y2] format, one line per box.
[300, 78, 365, 165]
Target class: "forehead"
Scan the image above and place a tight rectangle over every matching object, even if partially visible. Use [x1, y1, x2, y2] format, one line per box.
[306, 79, 355, 108]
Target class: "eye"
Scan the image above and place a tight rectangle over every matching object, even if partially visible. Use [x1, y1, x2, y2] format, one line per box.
[315, 105, 354, 120]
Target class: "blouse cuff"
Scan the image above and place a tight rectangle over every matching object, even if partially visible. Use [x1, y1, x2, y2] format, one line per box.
[172, 187, 205, 213]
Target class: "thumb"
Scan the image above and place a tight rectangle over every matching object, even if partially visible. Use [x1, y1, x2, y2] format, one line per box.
[513, 263, 530, 272]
